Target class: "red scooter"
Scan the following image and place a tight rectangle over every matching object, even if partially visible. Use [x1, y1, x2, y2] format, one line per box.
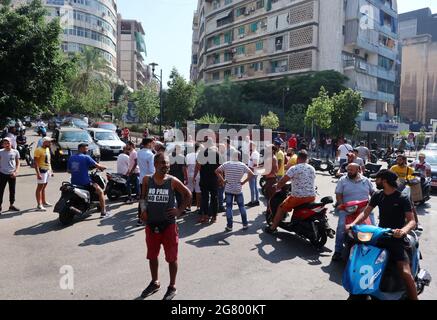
[267, 184, 335, 248]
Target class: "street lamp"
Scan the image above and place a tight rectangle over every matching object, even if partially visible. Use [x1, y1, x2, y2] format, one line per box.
[282, 87, 290, 116]
[149, 62, 163, 137]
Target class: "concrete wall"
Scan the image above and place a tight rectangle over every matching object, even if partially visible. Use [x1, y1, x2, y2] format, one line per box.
[400, 36, 437, 123]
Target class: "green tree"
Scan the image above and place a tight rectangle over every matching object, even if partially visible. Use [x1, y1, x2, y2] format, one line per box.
[330, 89, 363, 137]
[112, 99, 128, 122]
[0, 0, 71, 126]
[196, 114, 225, 124]
[284, 104, 307, 134]
[260, 111, 280, 129]
[74, 82, 112, 116]
[305, 87, 333, 131]
[165, 68, 197, 124]
[133, 82, 159, 124]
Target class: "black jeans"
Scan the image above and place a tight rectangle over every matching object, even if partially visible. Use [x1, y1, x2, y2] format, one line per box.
[200, 185, 218, 218]
[0, 173, 16, 208]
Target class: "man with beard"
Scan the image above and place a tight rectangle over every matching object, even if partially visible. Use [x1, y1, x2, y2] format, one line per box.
[332, 163, 375, 261]
[346, 170, 418, 300]
[139, 152, 191, 300]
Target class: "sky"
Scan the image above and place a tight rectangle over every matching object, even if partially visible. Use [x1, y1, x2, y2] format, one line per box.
[117, 0, 437, 85]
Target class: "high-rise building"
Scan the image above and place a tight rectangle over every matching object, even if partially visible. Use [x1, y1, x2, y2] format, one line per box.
[117, 15, 151, 91]
[11, 0, 118, 72]
[399, 8, 437, 126]
[190, 0, 400, 120]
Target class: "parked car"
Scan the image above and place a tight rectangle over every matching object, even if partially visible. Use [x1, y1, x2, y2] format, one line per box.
[417, 150, 437, 189]
[50, 127, 100, 169]
[92, 122, 117, 132]
[61, 117, 89, 129]
[87, 128, 125, 157]
[48, 116, 65, 130]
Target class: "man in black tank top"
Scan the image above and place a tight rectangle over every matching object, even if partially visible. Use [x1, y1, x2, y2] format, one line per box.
[139, 153, 191, 300]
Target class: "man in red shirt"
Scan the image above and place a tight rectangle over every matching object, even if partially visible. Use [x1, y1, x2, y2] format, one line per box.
[288, 134, 297, 149]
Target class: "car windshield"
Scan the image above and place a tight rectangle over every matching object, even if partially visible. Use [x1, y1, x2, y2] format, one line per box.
[73, 119, 88, 128]
[426, 144, 437, 149]
[95, 132, 118, 141]
[59, 131, 92, 143]
[99, 123, 116, 131]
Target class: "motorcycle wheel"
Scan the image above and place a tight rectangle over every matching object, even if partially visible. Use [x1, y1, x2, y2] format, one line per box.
[329, 168, 338, 176]
[259, 177, 266, 189]
[25, 155, 33, 167]
[59, 209, 74, 226]
[310, 226, 327, 248]
[107, 188, 121, 201]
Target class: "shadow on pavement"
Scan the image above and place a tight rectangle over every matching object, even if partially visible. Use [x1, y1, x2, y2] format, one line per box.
[0, 208, 37, 220]
[78, 207, 143, 246]
[416, 203, 433, 217]
[320, 259, 345, 287]
[14, 217, 64, 235]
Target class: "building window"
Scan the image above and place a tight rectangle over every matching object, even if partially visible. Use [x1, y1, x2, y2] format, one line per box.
[256, 40, 263, 51]
[238, 26, 245, 35]
[236, 45, 245, 55]
[225, 0, 232, 5]
[253, 61, 264, 71]
[378, 55, 394, 70]
[224, 51, 232, 62]
[275, 36, 283, 51]
[234, 65, 245, 75]
[213, 53, 220, 64]
[224, 31, 232, 44]
[213, 0, 220, 10]
[256, 0, 265, 9]
[213, 35, 220, 46]
[236, 7, 246, 17]
[212, 72, 220, 80]
[377, 78, 394, 94]
[250, 22, 258, 33]
[224, 69, 232, 78]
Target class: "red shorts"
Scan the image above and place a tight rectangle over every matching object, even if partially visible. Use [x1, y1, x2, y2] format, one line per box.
[145, 224, 179, 263]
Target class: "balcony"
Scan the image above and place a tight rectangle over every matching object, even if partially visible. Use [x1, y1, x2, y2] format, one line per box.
[343, 59, 396, 82]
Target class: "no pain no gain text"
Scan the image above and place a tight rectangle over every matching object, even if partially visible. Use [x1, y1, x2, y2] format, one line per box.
[171, 304, 266, 318]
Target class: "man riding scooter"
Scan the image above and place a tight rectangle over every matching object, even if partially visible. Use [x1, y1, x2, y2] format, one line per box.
[67, 143, 110, 218]
[332, 163, 375, 261]
[264, 150, 316, 234]
[346, 170, 418, 300]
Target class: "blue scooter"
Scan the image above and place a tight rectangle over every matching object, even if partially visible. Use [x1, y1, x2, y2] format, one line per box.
[343, 225, 431, 300]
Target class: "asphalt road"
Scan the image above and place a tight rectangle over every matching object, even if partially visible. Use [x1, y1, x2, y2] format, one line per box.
[0, 132, 436, 300]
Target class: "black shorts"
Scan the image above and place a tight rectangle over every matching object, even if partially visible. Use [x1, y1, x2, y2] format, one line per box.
[378, 238, 409, 263]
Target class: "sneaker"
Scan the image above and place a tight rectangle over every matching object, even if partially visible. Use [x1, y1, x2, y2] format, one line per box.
[100, 211, 112, 219]
[162, 286, 177, 301]
[136, 219, 144, 226]
[252, 201, 260, 207]
[9, 205, 20, 212]
[242, 225, 249, 230]
[264, 226, 277, 234]
[141, 281, 161, 298]
[125, 198, 134, 204]
[225, 226, 233, 232]
[36, 205, 46, 212]
[245, 202, 254, 207]
[332, 252, 342, 262]
[210, 216, 217, 224]
[43, 202, 53, 207]
[416, 224, 424, 232]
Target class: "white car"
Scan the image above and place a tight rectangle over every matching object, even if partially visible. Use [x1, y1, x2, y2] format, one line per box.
[87, 128, 126, 157]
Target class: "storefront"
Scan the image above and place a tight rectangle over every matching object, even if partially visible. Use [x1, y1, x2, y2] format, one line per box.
[357, 121, 410, 147]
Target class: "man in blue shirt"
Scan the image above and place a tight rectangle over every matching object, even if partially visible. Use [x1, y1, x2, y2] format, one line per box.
[67, 143, 109, 218]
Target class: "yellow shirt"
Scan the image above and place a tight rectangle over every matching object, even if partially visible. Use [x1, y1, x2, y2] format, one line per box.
[390, 165, 414, 180]
[287, 154, 298, 168]
[34, 147, 51, 171]
[277, 150, 285, 176]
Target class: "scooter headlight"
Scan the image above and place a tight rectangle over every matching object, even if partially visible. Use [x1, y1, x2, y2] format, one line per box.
[345, 205, 358, 214]
[357, 232, 373, 242]
[375, 250, 387, 265]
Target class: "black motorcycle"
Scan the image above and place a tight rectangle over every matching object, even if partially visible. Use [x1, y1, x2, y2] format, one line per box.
[105, 172, 138, 200]
[54, 169, 106, 226]
[309, 158, 336, 175]
[364, 163, 382, 178]
[17, 142, 34, 167]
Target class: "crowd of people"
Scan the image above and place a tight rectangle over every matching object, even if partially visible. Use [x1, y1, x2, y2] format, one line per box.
[0, 126, 431, 300]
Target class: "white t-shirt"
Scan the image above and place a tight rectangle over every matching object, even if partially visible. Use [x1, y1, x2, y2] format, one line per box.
[356, 146, 369, 161]
[137, 148, 155, 181]
[338, 144, 353, 159]
[248, 150, 260, 169]
[286, 163, 316, 198]
[117, 153, 130, 175]
[186, 152, 198, 177]
[411, 160, 431, 176]
[128, 149, 140, 174]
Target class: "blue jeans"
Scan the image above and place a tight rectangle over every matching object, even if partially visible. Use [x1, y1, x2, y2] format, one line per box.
[335, 209, 376, 253]
[127, 173, 139, 198]
[225, 193, 248, 229]
[218, 186, 225, 207]
[249, 175, 259, 202]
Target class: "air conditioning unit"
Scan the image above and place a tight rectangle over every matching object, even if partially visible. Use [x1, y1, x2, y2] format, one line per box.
[231, 48, 237, 53]
[239, 34, 245, 39]
[250, 7, 256, 12]
[244, 11, 250, 16]
[261, 22, 267, 28]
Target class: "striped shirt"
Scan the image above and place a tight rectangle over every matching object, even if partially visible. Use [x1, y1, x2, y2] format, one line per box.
[218, 161, 250, 195]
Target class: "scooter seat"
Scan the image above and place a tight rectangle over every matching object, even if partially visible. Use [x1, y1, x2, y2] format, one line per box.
[294, 202, 323, 210]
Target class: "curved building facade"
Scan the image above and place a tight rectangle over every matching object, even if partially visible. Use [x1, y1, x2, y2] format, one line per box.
[12, 0, 118, 71]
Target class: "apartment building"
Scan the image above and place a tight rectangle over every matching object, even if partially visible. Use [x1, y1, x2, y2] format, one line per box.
[399, 8, 437, 125]
[11, 0, 118, 72]
[190, 0, 400, 121]
[117, 16, 150, 91]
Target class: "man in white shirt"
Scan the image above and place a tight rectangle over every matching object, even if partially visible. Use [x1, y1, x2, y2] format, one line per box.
[356, 141, 371, 164]
[410, 153, 431, 178]
[337, 139, 353, 166]
[265, 150, 316, 234]
[117, 147, 130, 176]
[246, 141, 260, 207]
[137, 137, 155, 226]
[185, 142, 201, 212]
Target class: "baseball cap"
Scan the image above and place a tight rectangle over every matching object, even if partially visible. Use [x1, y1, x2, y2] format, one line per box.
[78, 143, 89, 149]
[42, 137, 53, 143]
[2, 137, 12, 143]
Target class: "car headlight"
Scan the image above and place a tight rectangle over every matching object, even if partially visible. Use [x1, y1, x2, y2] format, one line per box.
[357, 232, 373, 242]
[93, 148, 100, 156]
[58, 149, 64, 155]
